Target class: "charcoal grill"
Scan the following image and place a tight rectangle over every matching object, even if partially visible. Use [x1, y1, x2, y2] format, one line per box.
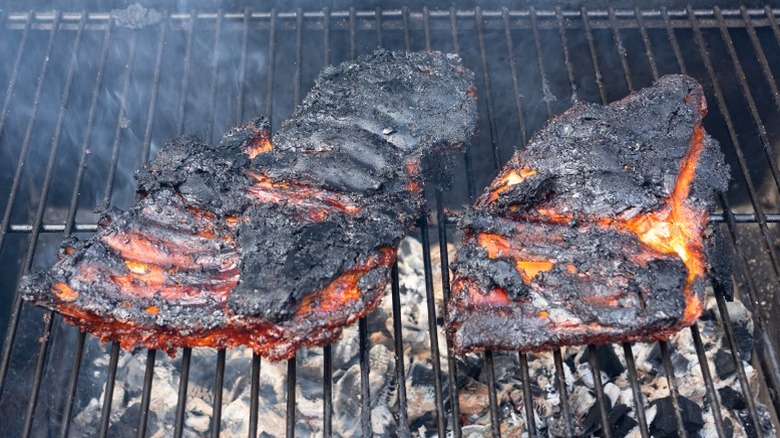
[1, 3, 779, 437]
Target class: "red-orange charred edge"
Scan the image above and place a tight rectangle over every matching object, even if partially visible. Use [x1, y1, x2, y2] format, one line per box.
[404, 159, 422, 193]
[246, 170, 363, 218]
[454, 277, 510, 305]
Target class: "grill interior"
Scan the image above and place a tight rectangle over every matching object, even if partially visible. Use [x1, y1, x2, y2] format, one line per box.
[1, 5, 779, 437]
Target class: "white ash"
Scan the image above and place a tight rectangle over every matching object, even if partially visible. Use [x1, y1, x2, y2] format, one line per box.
[110, 4, 163, 29]
[67, 237, 774, 437]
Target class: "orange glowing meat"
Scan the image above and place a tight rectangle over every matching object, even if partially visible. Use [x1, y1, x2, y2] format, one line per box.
[447, 75, 729, 355]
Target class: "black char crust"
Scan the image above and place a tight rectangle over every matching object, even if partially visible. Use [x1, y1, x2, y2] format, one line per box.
[446, 75, 729, 355]
[21, 50, 477, 360]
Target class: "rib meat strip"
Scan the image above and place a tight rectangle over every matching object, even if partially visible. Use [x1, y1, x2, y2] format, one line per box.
[446, 75, 729, 355]
[22, 50, 477, 360]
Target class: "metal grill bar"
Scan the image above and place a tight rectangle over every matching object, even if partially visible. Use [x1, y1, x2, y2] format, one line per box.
[140, 20, 166, 175]
[450, 7, 476, 203]
[418, 215, 448, 437]
[483, 350, 501, 437]
[285, 357, 296, 438]
[0, 11, 61, 395]
[322, 345, 332, 437]
[517, 353, 537, 437]
[742, 7, 780, 112]
[622, 344, 650, 438]
[12, 8, 780, 30]
[10, 7, 780, 22]
[173, 348, 192, 438]
[690, 324, 727, 437]
[555, 7, 579, 103]
[586, 345, 613, 438]
[719, 193, 780, 417]
[475, 7, 502, 170]
[375, 7, 383, 46]
[608, 7, 634, 92]
[235, 9, 250, 125]
[210, 349, 226, 437]
[176, 13, 195, 136]
[23, 315, 53, 438]
[264, 9, 276, 122]
[634, 7, 660, 87]
[102, 29, 137, 207]
[552, 349, 573, 436]
[59, 19, 115, 437]
[659, 341, 689, 437]
[60, 333, 86, 438]
[205, 10, 223, 143]
[137, 349, 156, 438]
[435, 190, 462, 438]
[294, 9, 303, 106]
[20, 14, 86, 436]
[390, 262, 411, 437]
[502, 8, 527, 147]
[249, 354, 261, 438]
[529, 8, 553, 120]
[581, 8, 607, 105]
[662, 7, 687, 73]
[358, 317, 372, 436]
[0, 12, 31, 139]
[97, 342, 121, 438]
[283, 12, 305, 435]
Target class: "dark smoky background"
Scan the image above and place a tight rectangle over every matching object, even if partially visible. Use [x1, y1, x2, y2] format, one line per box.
[1, 1, 780, 435]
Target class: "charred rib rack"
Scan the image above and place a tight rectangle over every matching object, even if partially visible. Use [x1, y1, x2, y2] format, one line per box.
[446, 75, 729, 355]
[22, 50, 477, 360]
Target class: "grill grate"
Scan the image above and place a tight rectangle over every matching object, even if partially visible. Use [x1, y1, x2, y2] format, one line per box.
[0, 6, 779, 437]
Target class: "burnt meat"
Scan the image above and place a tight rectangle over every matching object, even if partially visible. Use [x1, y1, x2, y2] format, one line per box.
[446, 75, 729, 355]
[22, 50, 477, 360]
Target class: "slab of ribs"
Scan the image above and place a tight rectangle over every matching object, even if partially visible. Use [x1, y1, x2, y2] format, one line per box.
[446, 75, 730, 355]
[22, 50, 477, 360]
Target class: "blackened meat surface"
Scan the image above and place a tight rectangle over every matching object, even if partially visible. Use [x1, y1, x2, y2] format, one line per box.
[446, 75, 729, 355]
[22, 50, 477, 360]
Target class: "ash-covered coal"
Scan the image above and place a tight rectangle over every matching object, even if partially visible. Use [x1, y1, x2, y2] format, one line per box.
[20, 49, 477, 360]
